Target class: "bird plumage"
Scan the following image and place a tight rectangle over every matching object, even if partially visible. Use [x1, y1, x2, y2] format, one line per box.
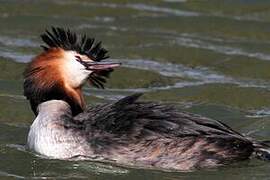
[25, 27, 270, 171]
[28, 93, 256, 170]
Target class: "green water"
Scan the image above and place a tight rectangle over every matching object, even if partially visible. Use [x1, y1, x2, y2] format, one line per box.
[1, 0, 270, 179]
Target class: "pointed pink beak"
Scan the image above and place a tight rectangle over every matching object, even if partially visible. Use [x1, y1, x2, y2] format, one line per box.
[86, 62, 121, 71]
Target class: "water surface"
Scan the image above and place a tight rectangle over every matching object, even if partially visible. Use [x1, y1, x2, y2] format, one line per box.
[1, 0, 270, 179]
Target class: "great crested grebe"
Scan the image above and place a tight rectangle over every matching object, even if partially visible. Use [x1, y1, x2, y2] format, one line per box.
[24, 27, 270, 171]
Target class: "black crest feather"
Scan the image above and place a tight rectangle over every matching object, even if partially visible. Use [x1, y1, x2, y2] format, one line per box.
[41, 27, 112, 88]
[41, 27, 109, 61]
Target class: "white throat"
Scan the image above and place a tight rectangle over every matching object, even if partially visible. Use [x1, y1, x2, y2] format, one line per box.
[27, 100, 75, 158]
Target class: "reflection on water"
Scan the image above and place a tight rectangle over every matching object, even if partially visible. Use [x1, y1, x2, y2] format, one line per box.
[1, 0, 270, 179]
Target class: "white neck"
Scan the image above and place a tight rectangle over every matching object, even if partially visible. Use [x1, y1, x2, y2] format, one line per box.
[36, 100, 71, 121]
[27, 100, 76, 158]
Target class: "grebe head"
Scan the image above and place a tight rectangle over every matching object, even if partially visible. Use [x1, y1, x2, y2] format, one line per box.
[23, 27, 120, 115]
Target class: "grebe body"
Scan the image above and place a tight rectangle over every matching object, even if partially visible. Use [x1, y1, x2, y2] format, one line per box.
[24, 27, 270, 171]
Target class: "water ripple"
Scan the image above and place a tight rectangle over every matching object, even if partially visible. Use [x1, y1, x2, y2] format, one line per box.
[77, 24, 129, 32]
[77, 23, 270, 61]
[0, 171, 25, 179]
[82, 59, 270, 101]
[163, 0, 187, 2]
[247, 109, 270, 118]
[174, 36, 270, 61]
[122, 59, 270, 86]
[70, 162, 129, 175]
[125, 3, 199, 17]
[0, 36, 38, 48]
[54, 1, 268, 23]
[55, 1, 200, 17]
[0, 51, 34, 63]
[120, 59, 231, 82]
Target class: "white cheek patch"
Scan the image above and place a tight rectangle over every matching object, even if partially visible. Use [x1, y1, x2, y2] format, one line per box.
[63, 51, 92, 88]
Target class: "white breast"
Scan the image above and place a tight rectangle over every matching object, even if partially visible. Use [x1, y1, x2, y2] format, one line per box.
[27, 100, 90, 159]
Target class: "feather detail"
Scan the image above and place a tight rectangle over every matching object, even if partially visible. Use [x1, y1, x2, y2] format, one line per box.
[40, 26, 112, 89]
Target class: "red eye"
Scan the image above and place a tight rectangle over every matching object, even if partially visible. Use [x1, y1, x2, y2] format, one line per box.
[75, 55, 89, 67]
[75, 55, 82, 62]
